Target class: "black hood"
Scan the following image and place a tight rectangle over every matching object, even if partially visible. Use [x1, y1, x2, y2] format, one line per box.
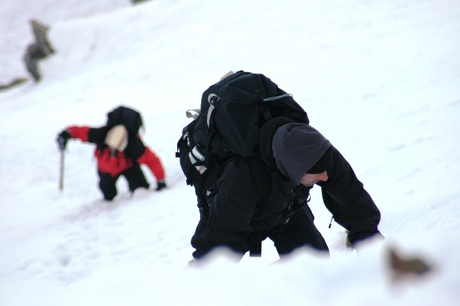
[272, 123, 332, 185]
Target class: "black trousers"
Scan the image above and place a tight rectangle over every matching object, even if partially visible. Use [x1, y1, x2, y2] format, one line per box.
[98, 163, 149, 200]
[191, 204, 329, 260]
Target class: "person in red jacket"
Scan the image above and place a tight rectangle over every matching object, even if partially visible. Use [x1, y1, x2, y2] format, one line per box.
[56, 106, 167, 201]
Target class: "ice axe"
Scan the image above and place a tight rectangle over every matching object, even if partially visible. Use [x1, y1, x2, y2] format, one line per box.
[59, 149, 65, 191]
[57, 130, 70, 191]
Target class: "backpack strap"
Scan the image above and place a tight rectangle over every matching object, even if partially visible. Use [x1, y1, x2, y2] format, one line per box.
[263, 93, 293, 102]
[259, 117, 297, 174]
[248, 157, 271, 257]
[206, 93, 220, 127]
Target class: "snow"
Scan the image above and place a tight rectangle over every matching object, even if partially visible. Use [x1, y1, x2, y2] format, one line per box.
[1, 0, 460, 305]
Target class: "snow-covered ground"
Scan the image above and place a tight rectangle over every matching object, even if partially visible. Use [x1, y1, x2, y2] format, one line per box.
[1, 0, 460, 305]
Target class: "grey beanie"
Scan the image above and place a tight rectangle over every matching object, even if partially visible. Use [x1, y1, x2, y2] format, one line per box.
[272, 123, 332, 185]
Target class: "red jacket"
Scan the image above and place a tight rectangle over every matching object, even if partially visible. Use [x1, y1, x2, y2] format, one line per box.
[67, 125, 165, 179]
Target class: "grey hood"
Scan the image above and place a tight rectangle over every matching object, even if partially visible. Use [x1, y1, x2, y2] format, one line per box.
[272, 123, 332, 185]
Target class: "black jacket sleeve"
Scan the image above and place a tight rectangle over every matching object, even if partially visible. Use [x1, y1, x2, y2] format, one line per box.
[317, 146, 382, 246]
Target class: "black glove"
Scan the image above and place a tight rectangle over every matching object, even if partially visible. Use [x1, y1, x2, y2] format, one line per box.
[156, 179, 167, 191]
[347, 230, 383, 249]
[57, 130, 71, 151]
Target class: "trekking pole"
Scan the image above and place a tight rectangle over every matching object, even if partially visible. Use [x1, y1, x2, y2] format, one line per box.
[59, 149, 65, 191]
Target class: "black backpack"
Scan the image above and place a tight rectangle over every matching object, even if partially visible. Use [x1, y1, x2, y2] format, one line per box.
[106, 106, 143, 134]
[176, 71, 309, 204]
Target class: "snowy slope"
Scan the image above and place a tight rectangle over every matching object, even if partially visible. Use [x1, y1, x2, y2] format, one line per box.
[1, 0, 460, 305]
